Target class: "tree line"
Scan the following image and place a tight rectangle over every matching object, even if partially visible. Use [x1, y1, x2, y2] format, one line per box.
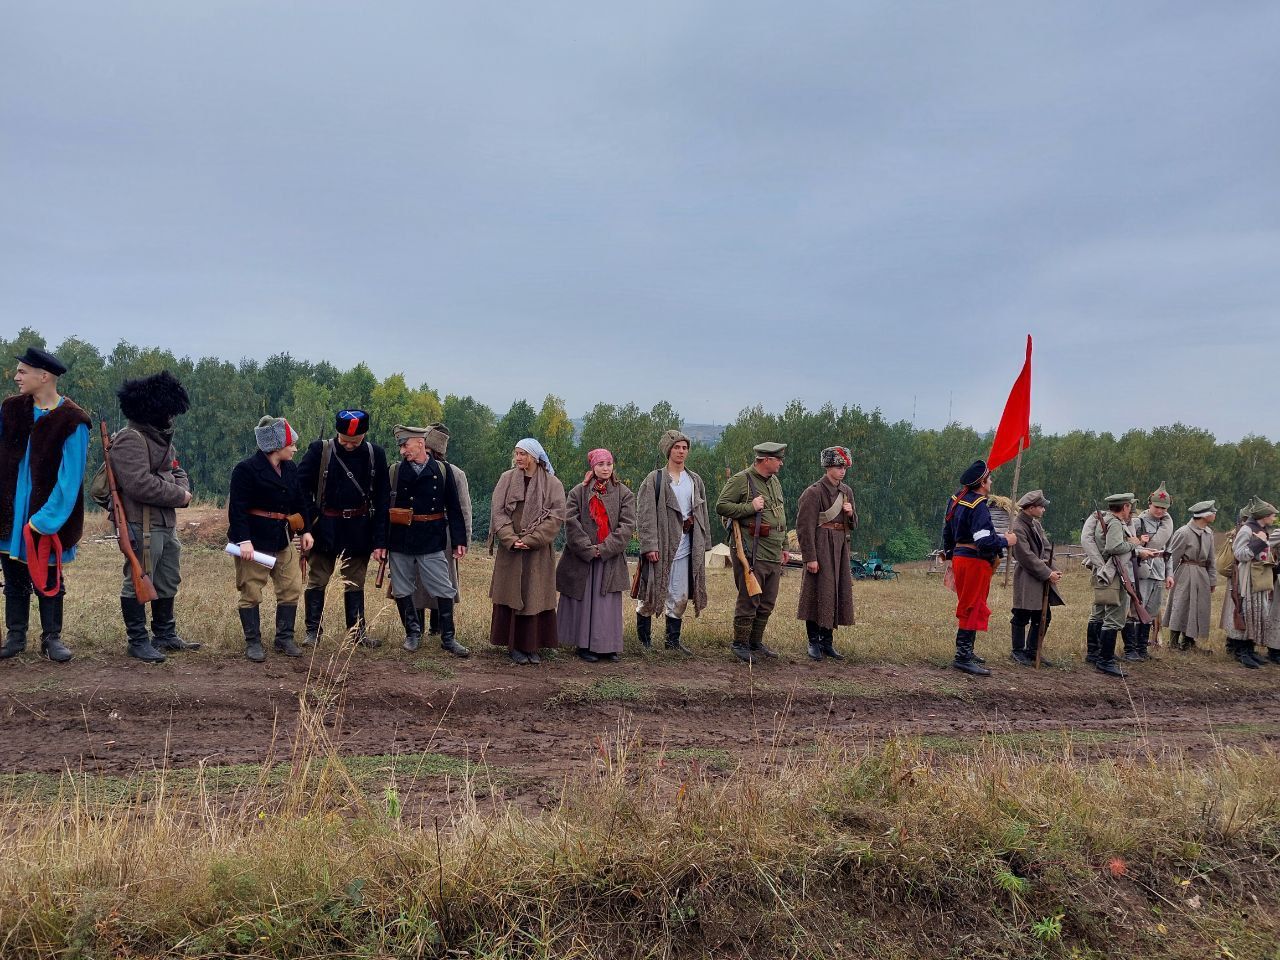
[5, 328, 1277, 559]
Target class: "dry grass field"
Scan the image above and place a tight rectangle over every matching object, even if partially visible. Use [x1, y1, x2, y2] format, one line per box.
[0, 509, 1277, 958]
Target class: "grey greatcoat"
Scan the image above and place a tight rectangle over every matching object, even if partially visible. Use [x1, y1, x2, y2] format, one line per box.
[1010, 512, 1064, 612]
[794, 477, 855, 629]
[635, 467, 710, 616]
[556, 480, 636, 600]
[1164, 521, 1216, 639]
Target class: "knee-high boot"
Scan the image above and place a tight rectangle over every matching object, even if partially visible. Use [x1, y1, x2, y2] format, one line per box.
[122, 596, 165, 663]
[438, 597, 469, 657]
[303, 587, 325, 646]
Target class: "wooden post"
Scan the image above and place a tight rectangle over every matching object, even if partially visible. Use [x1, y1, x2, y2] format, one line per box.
[1001, 445, 1024, 587]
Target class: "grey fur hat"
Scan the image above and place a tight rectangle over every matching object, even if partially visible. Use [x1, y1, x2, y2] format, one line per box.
[254, 415, 296, 453]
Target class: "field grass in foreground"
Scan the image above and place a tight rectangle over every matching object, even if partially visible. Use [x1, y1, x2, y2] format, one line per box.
[0, 694, 1277, 960]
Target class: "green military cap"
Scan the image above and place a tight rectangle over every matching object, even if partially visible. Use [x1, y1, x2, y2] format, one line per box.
[1244, 495, 1278, 520]
[1149, 481, 1171, 508]
[1188, 499, 1218, 517]
[1104, 492, 1136, 506]
[1017, 489, 1050, 508]
[753, 442, 787, 460]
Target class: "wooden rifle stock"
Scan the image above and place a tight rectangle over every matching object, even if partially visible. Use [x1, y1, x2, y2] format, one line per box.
[1034, 541, 1055, 668]
[100, 421, 159, 604]
[374, 553, 388, 589]
[1113, 552, 1153, 625]
[732, 520, 763, 597]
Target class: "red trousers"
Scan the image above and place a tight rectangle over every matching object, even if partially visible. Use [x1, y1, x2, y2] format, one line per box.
[953, 555, 996, 631]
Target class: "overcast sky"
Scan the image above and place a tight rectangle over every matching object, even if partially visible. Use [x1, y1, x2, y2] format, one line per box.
[3, 3, 1277, 440]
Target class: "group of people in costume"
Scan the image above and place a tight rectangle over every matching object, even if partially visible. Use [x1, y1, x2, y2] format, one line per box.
[943, 459, 1280, 678]
[2, 346, 1277, 676]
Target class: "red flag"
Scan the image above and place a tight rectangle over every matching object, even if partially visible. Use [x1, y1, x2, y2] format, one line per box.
[987, 335, 1032, 472]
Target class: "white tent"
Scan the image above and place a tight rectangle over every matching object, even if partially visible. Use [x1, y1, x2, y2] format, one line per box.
[706, 543, 732, 568]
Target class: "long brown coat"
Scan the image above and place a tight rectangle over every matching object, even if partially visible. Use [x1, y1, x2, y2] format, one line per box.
[635, 467, 710, 615]
[556, 480, 636, 601]
[795, 477, 855, 629]
[1010, 512, 1064, 611]
[489, 469, 566, 615]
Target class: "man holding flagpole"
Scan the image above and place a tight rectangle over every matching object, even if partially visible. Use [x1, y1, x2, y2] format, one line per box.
[942, 460, 1016, 675]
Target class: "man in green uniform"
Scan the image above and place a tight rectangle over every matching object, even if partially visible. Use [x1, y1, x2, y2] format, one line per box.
[1089, 492, 1159, 678]
[716, 441, 789, 664]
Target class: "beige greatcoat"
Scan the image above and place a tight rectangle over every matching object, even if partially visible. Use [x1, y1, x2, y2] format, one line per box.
[556, 480, 636, 601]
[489, 468, 566, 616]
[1164, 521, 1216, 639]
[635, 467, 710, 615]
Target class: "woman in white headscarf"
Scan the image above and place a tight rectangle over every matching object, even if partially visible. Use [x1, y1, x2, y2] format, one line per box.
[488, 439, 567, 664]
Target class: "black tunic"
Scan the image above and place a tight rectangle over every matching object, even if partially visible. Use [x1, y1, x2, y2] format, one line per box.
[297, 438, 390, 557]
[386, 455, 466, 556]
[227, 451, 310, 552]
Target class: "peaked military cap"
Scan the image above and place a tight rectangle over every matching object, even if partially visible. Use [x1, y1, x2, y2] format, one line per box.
[1188, 500, 1218, 517]
[959, 459, 988, 486]
[1149, 481, 1171, 507]
[14, 346, 66, 377]
[335, 409, 370, 437]
[1104, 492, 1136, 506]
[753, 441, 787, 460]
[1017, 490, 1050, 508]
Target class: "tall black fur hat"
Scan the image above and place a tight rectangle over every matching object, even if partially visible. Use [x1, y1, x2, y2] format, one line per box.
[117, 370, 191, 427]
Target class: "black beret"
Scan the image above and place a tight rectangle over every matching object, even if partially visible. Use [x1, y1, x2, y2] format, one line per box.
[14, 346, 66, 377]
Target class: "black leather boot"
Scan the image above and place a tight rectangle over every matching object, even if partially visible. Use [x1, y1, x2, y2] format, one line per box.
[1095, 629, 1126, 677]
[805, 620, 823, 661]
[1121, 623, 1141, 662]
[344, 590, 379, 647]
[437, 597, 469, 657]
[731, 616, 754, 664]
[1, 585, 30, 659]
[1010, 617, 1033, 666]
[953, 628, 990, 676]
[274, 604, 302, 657]
[427, 607, 439, 635]
[396, 596, 422, 652]
[1084, 620, 1102, 664]
[1241, 641, 1268, 668]
[121, 596, 165, 663]
[151, 596, 199, 651]
[1025, 616, 1057, 668]
[240, 606, 264, 661]
[37, 592, 72, 662]
[1269, 648, 1280, 665]
[1135, 622, 1151, 661]
[748, 615, 778, 658]
[636, 613, 653, 649]
[665, 615, 691, 654]
[303, 587, 325, 646]
[820, 628, 844, 661]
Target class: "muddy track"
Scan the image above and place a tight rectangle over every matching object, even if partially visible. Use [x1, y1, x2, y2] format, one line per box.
[3, 645, 1278, 802]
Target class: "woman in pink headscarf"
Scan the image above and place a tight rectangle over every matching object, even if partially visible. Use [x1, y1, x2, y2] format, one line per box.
[555, 449, 636, 662]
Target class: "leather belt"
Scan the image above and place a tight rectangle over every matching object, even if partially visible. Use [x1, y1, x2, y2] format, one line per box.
[248, 509, 288, 521]
[413, 512, 445, 522]
[323, 506, 368, 519]
[818, 520, 847, 531]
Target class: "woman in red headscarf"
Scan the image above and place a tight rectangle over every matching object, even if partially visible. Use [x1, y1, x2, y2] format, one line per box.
[555, 449, 636, 662]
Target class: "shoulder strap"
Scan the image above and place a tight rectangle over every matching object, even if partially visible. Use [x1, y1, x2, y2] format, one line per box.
[389, 461, 400, 510]
[316, 440, 333, 506]
[367, 442, 375, 493]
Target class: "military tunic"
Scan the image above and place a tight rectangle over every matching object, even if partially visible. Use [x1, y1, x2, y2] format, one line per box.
[1132, 509, 1174, 622]
[1089, 511, 1139, 631]
[716, 465, 787, 629]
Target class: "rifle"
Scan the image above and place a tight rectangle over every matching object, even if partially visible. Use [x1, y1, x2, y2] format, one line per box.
[100, 421, 159, 603]
[1034, 540, 1055, 669]
[1095, 510, 1153, 625]
[746, 473, 763, 574]
[731, 518, 763, 597]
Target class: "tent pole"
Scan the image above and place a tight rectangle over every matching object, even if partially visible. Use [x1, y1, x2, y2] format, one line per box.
[1001, 445, 1024, 587]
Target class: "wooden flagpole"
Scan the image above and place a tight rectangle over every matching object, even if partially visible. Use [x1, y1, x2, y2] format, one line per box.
[1001, 443, 1024, 587]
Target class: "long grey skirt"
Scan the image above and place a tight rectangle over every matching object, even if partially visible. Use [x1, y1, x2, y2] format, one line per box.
[556, 557, 624, 654]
